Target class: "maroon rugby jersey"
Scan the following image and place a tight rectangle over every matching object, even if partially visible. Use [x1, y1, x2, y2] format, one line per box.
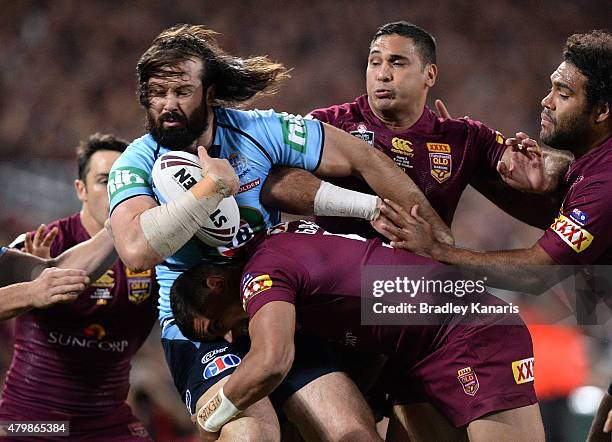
[242, 221, 511, 366]
[0, 213, 158, 418]
[538, 136, 612, 264]
[310, 94, 506, 235]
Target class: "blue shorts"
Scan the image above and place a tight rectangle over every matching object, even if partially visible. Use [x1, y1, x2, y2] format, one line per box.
[161, 322, 341, 413]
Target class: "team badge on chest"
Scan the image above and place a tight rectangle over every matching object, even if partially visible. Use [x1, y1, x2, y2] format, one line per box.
[427, 142, 452, 183]
[126, 268, 153, 304]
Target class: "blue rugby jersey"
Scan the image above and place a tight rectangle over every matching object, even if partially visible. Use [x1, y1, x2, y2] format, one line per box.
[108, 107, 323, 326]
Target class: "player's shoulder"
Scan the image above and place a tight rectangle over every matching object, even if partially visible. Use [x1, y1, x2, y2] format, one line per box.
[216, 107, 278, 129]
[309, 96, 364, 124]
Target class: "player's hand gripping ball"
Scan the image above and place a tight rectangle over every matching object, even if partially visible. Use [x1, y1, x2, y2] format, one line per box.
[152, 151, 241, 247]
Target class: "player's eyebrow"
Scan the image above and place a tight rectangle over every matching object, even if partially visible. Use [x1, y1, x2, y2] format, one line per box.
[551, 76, 574, 93]
[95, 173, 110, 180]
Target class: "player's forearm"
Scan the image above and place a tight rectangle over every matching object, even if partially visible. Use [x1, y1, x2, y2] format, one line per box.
[470, 179, 560, 230]
[360, 148, 453, 244]
[541, 147, 573, 193]
[261, 167, 316, 215]
[430, 243, 557, 293]
[0, 282, 36, 320]
[53, 229, 117, 281]
[223, 344, 294, 410]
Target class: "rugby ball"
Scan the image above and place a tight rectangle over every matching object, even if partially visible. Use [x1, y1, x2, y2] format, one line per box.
[151, 151, 240, 247]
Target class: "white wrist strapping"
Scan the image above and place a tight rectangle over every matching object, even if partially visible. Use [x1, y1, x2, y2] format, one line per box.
[196, 387, 241, 433]
[314, 181, 381, 220]
[140, 190, 223, 258]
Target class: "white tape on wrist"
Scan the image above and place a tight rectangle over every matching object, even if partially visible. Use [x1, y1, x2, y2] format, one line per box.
[314, 181, 381, 220]
[140, 190, 223, 259]
[196, 387, 241, 433]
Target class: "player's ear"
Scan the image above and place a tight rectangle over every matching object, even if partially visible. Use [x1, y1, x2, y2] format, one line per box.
[425, 63, 437, 88]
[74, 179, 87, 202]
[205, 84, 216, 104]
[205, 275, 226, 294]
[593, 101, 610, 124]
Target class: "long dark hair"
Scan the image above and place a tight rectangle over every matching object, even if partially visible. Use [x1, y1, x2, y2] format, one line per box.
[137, 24, 291, 108]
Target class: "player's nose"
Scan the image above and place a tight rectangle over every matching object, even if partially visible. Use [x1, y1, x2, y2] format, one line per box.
[541, 91, 553, 110]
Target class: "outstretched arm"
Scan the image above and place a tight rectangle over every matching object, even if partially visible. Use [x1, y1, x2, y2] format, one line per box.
[196, 302, 295, 434]
[0, 227, 116, 320]
[372, 200, 558, 293]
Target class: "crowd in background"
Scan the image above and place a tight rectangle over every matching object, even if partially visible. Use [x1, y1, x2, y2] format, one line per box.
[0, 1, 609, 440]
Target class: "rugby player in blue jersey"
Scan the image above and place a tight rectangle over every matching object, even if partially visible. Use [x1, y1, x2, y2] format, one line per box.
[108, 24, 452, 441]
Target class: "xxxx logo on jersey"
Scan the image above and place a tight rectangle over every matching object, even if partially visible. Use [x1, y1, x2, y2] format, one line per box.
[241, 274, 273, 310]
[511, 357, 535, 384]
[551, 213, 593, 253]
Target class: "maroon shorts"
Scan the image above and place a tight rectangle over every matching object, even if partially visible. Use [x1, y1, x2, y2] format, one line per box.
[391, 321, 537, 427]
[0, 401, 152, 441]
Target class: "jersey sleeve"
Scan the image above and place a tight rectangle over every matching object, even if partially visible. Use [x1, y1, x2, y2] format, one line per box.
[538, 178, 612, 264]
[241, 251, 306, 318]
[107, 142, 156, 215]
[466, 119, 507, 178]
[307, 107, 331, 123]
[256, 110, 324, 172]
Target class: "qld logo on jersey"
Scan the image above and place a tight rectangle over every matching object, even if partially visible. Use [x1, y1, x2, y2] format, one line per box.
[203, 354, 242, 379]
[350, 123, 374, 145]
[126, 268, 152, 304]
[427, 143, 452, 183]
[457, 366, 479, 396]
[241, 274, 273, 310]
[551, 213, 593, 253]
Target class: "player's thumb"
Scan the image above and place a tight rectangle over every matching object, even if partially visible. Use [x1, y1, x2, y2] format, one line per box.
[497, 160, 509, 177]
[197, 145, 212, 164]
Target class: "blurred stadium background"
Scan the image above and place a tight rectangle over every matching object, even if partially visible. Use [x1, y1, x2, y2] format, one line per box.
[0, 1, 609, 440]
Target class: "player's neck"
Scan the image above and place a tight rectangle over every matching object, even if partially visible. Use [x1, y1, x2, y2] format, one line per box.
[195, 109, 216, 150]
[369, 100, 424, 131]
[79, 208, 102, 238]
[574, 128, 612, 159]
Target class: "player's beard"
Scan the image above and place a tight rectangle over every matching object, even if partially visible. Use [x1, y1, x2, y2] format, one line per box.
[147, 100, 209, 150]
[540, 108, 592, 151]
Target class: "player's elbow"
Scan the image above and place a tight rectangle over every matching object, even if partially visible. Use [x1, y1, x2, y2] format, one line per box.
[116, 242, 159, 273]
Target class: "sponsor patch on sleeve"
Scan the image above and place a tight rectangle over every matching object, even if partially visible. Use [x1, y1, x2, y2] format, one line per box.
[512, 357, 535, 384]
[278, 112, 308, 153]
[108, 167, 149, 200]
[241, 274, 273, 310]
[550, 213, 594, 253]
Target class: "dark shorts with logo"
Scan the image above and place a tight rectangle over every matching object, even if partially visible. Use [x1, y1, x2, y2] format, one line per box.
[389, 322, 538, 428]
[161, 322, 341, 414]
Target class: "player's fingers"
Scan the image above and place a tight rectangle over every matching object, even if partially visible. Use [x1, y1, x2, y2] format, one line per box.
[42, 227, 59, 247]
[515, 132, 529, 141]
[33, 224, 47, 244]
[47, 268, 88, 278]
[434, 99, 451, 119]
[382, 199, 417, 226]
[371, 220, 402, 242]
[24, 231, 34, 252]
[604, 409, 612, 432]
[410, 205, 426, 224]
[497, 160, 510, 177]
[50, 282, 88, 296]
[50, 293, 80, 304]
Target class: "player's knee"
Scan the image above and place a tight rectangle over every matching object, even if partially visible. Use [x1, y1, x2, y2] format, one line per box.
[217, 415, 280, 442]
[325, 417, 382, 442]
